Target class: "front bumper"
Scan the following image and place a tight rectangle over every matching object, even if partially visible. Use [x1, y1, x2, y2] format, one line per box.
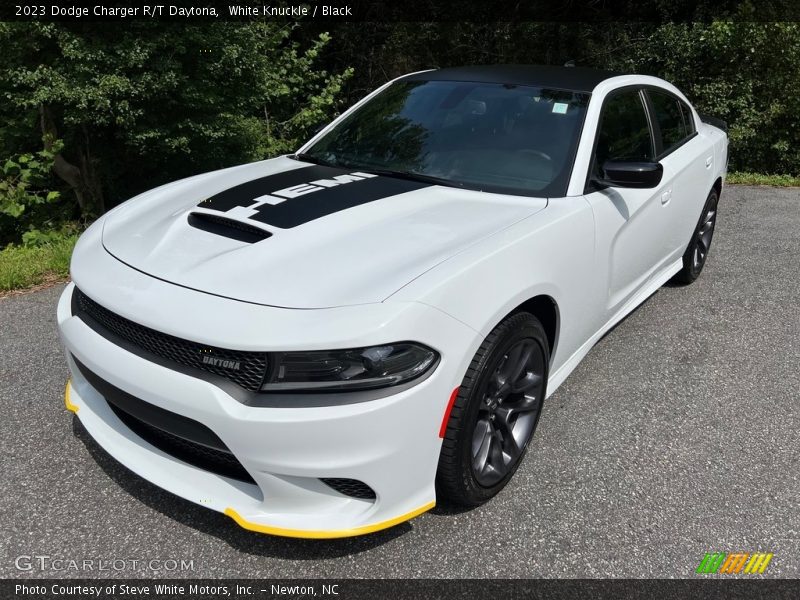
[57, 247, 478, 537]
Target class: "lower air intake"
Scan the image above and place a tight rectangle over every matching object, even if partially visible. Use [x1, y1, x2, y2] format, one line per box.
[320, 478, 376, 500]
[110, 403, 257, 485]
[73, 356, 256, 485]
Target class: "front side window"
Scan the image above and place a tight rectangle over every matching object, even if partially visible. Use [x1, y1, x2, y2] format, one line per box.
[302, 80, 590, 197]
[648, 90, 690, 154]
[592, 90, 653, 178]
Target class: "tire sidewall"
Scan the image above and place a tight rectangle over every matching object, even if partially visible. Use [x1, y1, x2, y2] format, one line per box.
[686, 189, 719, 280]
[455, 313, 549, 504]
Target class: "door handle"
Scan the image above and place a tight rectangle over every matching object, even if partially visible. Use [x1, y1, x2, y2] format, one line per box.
[661, 189, 672, 205]
[705, 156, 713, 168]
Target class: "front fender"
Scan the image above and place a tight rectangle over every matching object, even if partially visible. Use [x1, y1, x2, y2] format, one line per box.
[387, 196, 597, 381]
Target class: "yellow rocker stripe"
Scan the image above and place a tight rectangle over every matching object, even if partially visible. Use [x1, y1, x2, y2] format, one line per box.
[65, 380, 79, 413]
[224, 501, 435, 539]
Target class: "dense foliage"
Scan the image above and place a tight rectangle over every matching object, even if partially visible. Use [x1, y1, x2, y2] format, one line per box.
[0, 22, 351, 244]
[311, 21, 800, 175]
[0, 20, 798, 246]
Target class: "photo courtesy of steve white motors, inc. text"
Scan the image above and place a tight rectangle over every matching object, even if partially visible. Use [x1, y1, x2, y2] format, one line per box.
[15, 3, 354, 18]
[15, 583, 340, 597]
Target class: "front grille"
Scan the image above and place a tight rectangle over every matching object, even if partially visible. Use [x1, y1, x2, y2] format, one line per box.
[110, 403, 256, 484]
[320, 478, 376, 500]
[73, 287, 268, 392]
[74, 356, 256, 484]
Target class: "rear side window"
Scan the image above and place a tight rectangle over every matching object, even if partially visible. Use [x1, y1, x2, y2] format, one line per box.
[592, 90, 653, 178]
[679, 101, 696, 135]
[648, 90, 693, 155]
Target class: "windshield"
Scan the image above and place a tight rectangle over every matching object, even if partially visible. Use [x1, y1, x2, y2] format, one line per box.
[301, 80, 590, 197]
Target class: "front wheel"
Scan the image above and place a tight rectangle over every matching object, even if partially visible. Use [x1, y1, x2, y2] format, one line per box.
[436, 312, 549, 507]
[673, 188, 719, 284]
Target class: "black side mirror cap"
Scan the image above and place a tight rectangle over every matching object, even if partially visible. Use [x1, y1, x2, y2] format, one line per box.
[598, 160, 663, 189]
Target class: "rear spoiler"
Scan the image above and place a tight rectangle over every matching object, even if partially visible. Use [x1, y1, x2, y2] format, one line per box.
[698, 113, 728, 133]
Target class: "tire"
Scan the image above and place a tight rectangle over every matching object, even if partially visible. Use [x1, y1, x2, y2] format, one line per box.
[436, 312, 549, 507]
[673, 188, 719, 284]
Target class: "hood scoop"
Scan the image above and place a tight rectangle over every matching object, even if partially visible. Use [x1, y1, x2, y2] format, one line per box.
[187, 212, 271, 243]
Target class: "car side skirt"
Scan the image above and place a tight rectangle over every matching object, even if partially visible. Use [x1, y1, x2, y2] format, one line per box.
[547, 257, 683, 394]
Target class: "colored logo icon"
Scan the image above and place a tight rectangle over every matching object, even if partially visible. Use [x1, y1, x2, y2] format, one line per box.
[696, 552, 774, 574]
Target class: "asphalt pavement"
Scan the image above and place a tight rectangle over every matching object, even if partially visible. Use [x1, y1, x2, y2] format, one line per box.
[1, 185, 798, 578]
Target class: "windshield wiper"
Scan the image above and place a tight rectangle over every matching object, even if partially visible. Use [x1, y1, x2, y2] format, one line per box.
[353, 167, 464, 189]
[293, 155, 463, 190]
[292, 152, 342, 168]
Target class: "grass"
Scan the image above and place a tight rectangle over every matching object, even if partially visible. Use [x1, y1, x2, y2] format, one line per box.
[727, 172, 800, 186]
[0, 233, 78, 295]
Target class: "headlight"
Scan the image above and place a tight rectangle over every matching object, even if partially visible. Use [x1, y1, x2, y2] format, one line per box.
[261, 343, 438, 392]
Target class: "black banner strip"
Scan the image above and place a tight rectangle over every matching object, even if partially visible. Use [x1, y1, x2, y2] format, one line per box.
[199, 163, 430, 228]
[2, 1, 798, 22]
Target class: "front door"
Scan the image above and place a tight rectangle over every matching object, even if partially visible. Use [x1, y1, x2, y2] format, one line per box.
[584, 88, 675, 316]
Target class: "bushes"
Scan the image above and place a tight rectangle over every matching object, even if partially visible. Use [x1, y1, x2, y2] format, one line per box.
[0, 142, 67, 246]
[0, 22, 352, 245]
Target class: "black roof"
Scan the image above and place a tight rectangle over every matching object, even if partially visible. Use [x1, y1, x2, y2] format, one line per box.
[400, 65, 623, 93]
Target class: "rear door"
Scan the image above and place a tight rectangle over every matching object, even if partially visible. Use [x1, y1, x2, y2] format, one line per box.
[584, 87, 674, 315]
[644, 87, 713, 259]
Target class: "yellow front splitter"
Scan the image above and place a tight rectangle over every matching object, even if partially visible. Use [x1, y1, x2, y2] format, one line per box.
[65, 379, 79, 413]
[224, 501, 435, 539]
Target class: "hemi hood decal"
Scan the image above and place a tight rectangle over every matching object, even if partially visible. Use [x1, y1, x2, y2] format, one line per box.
[198, 164, 431, 228]
[101, 155, 548, 308]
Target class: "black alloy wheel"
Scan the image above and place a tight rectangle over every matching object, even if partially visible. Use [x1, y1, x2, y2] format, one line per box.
[674, 188, 719, 284]
[437, 312, 549, 506]
[471, 337, 545, 486]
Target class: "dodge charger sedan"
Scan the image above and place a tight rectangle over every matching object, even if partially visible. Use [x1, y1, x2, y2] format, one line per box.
[58, 65, 727, 538]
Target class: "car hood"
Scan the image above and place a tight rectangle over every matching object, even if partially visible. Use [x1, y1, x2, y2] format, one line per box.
[102, 156, 547, 308]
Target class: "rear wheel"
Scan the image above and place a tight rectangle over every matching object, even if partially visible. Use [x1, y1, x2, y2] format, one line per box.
[673, 188, 719, 284]
[436, 312, 549, 506]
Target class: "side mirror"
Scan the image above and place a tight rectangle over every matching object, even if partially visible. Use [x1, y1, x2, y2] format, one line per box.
[598, 160, 663, 189]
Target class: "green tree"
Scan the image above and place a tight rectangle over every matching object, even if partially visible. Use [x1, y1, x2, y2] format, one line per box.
[606, 22, 800, 173]
[312, 20, 800, 176]
[0, 22, 352, 222]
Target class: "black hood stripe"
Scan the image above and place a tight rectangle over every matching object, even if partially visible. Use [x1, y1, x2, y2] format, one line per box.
[199, 164, 431, 229]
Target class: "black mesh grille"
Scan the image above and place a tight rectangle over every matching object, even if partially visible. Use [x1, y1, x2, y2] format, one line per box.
[109, 402, 256, 484]
[320, 478, 376, 500]
[73, 287, 268, 392]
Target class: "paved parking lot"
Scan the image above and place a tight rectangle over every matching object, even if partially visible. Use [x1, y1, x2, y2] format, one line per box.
[1, 185, 798, 578]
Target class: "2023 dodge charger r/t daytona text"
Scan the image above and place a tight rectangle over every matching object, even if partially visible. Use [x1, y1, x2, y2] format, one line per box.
[58, 65, 727, 538]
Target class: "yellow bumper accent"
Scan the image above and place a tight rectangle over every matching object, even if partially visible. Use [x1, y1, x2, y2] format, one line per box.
[63, 374, 431, 538]
[224, 501, 435, 539]
[65, 380, 79, 413]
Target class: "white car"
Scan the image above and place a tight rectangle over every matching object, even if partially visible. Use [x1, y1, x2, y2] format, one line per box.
[58, 65, 727, 538]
